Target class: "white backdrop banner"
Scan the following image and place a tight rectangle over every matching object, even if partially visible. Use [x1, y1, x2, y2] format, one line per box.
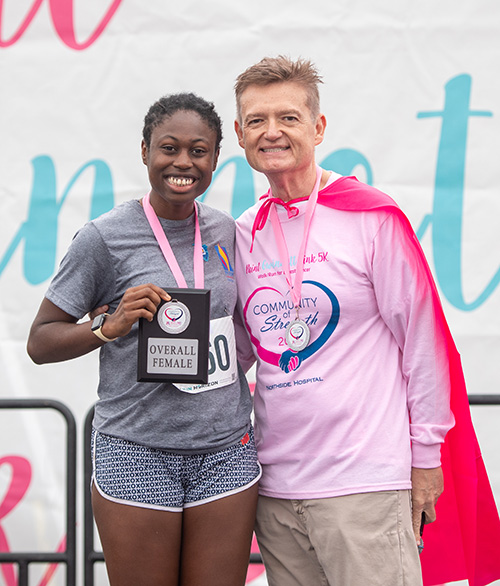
[1, 1, 499, 585]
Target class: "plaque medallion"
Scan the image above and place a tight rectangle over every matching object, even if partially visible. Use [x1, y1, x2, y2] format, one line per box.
[157, 300, 191, 334]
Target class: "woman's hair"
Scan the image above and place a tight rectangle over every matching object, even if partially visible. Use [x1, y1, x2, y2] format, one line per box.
[142, 92, 223, 151]
[234, 55, 323, 121]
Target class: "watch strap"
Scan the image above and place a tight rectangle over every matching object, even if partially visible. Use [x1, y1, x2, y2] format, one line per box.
[91, 313, 117, 343]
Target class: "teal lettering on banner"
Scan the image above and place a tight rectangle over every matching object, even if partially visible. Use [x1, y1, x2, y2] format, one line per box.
[0, 155, 114, 285]
[320, 148, 373, 185]
[417, 74, 498, 310]
[198, 156, 256, 219]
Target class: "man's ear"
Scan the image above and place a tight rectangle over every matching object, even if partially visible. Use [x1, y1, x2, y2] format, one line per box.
[141, 139, 148, 165]
[314, 114, 327, 147]
[234, 119, 245, 149]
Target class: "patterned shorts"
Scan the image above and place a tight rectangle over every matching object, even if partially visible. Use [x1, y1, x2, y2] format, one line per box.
[91, 427, 261, 512]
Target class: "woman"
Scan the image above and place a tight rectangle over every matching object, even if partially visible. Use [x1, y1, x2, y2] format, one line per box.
[27, 93, 261, 586]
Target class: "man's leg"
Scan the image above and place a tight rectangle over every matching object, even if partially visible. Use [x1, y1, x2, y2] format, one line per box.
[302, 490, 423, 586]
[255, 495, 330, 586]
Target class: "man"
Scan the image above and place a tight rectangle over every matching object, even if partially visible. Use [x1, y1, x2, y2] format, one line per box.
[233, 56, 500, 586]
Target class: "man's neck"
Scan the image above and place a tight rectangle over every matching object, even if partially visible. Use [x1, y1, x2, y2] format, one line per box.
[267, 166, 329, 202]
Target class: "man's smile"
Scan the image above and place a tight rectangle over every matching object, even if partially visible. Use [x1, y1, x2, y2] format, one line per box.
[261, 147, 289, 153]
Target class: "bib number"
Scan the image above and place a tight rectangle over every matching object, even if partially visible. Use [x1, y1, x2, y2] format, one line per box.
[174, 316, 237, 394]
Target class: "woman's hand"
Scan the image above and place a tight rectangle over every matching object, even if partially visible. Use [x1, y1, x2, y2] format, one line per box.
[100, 284, 170, 339]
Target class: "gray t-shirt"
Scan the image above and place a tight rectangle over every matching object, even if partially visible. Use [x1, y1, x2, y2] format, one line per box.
[46, 199, 252, 453]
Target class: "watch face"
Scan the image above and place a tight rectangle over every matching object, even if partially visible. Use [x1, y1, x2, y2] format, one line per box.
[91, 313, 106, 330]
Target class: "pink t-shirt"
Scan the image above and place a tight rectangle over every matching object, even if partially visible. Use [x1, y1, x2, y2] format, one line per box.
[235, 173, 454, 499]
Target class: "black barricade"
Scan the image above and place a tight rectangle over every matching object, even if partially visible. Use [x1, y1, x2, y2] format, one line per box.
[0, 399, 76, 586]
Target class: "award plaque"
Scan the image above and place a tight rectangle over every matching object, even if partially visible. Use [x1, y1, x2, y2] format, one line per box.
[137, 288, 211, 383]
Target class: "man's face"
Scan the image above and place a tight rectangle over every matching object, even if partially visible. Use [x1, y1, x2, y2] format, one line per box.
[234, 81, 326, 179]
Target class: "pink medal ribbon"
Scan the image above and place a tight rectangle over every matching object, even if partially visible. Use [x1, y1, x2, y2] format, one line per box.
[142, 192, 204, 289]
[268, 166, 322, 350]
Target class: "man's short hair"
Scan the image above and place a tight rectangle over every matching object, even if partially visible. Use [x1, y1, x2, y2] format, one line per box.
[234, 55, 323, 121]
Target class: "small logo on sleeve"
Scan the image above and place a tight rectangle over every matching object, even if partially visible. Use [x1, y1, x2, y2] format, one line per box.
[215, 244, 234, 280]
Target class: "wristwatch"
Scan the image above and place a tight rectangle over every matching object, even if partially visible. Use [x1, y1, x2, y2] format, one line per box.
[91, 313, 117, 343]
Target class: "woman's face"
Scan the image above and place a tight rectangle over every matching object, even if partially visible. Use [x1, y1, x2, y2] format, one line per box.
[142, 110, 219, 219]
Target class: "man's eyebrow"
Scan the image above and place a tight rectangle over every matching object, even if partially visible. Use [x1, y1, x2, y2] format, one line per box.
[277, 108, 302, 117]
[243, 111, 264, 123]
[243, 108, 302, 123]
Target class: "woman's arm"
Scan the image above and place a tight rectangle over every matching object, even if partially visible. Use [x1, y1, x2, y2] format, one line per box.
[27, 298, 101, 364]
[27, 284, 170, 364]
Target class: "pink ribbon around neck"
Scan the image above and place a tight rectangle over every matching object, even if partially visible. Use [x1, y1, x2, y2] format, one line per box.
[268, 165, 322, 308]
[142, 192, 204, 289]
[250, 196, 302, 252]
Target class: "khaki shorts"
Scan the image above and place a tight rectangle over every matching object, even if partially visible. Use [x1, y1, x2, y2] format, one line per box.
[255, 490, 422, 586]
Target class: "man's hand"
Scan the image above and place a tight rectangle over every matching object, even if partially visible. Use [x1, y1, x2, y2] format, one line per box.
[411, 466, 444, 545]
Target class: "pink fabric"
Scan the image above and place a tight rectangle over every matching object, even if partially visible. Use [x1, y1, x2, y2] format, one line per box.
[315, 176, 500, 586]
[250, 195, 302, 252]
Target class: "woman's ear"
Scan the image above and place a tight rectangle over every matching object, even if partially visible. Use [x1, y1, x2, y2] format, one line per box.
[141, 139, 148, 165]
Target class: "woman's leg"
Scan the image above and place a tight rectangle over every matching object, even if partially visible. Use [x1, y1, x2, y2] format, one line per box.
[92, 485, 183, 586]
[180, 482, 259, 586]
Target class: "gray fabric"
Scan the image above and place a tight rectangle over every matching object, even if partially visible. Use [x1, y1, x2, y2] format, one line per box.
[46, 199, 252, 453]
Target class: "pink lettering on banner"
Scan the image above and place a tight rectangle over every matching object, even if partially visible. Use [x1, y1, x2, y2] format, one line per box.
[0, 456, 32, 586]
[0, 455, 68, 585]
[0, 0, 123, 49]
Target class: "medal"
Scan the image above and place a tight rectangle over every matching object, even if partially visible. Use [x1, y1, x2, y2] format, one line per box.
[285, 314, 310, 351]
[269, 166, 323, 352]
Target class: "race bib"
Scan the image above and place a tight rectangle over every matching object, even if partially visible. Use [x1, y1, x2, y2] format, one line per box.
[174, 316, 238, 394]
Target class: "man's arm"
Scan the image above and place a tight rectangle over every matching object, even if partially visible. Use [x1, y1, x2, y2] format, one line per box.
[372, 213, 453, 545]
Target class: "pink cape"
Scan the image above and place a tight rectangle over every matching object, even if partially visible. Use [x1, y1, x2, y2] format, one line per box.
[316, 176, 500, 586]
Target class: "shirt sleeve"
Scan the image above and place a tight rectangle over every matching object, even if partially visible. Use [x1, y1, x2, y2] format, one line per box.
[372, 212, 455, 468]
[234, 304, 256, 374]
[45, 222, 116, 319]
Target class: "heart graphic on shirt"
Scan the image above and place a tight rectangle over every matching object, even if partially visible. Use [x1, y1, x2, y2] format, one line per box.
[243, 280, 340, 373]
